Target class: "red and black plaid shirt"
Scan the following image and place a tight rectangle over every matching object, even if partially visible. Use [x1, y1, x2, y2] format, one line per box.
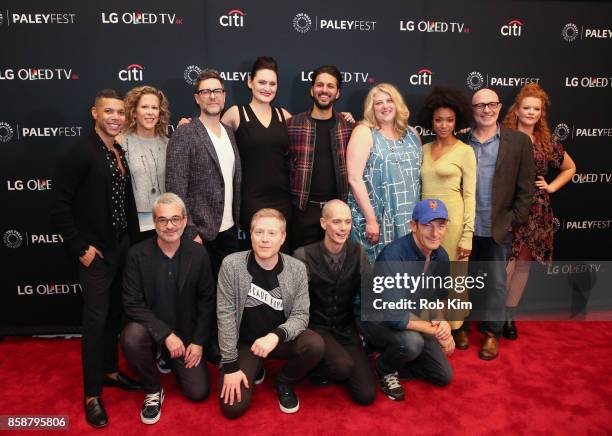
[287, 110, 353, 210]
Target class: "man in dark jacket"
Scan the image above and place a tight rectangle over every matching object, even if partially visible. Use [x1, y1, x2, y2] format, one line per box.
[454, 88, 536, 360]
[121, 193, 215, 425]
[51, 89, 141, 428]
[293, 199, 376, 405]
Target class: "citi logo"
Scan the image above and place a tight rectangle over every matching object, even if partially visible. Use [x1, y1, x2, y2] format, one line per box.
[219, 10, 245, 27]
[501, 19, 523, 37]
[119, 64, 144, 82]
[410, 69, 433, 86]
[0, 121, 14, 142]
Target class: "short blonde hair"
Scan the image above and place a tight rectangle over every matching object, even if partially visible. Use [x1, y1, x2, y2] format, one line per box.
[361, 83, 409, 137]
[250, 208, 287, 232]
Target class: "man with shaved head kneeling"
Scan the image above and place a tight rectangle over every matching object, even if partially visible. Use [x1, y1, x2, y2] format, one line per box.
[293, 199, 376, 405]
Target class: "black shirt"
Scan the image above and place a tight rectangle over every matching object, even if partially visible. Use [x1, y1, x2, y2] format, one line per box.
[151, 242, 181, 332]
[239, 253, 286, 344]
[99, 140, 129, 233]
[309, 117, 337, 202]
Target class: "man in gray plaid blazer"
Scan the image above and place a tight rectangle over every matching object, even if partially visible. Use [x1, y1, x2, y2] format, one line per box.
[166, 68, 241, 275]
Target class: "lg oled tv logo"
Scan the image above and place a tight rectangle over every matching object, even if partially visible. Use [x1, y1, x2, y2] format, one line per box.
[562, 22, 612, 42]
[501, 19, 523, 37]
[0, 68, 78, 80]
[300, 70, 374, 84]
[219, 9, 245, 27]
[410, 69, 433, 86]
[101, 12, 182, 25]
[17, 283, 82, 296]
[7, 179, 53, 191]
[572, 173, 612, 184]
[0, 11, 76, 25]
[564, 76, 612, 88]
[119, 64, 144, 82]
[292, 12, 376, 33]
[399, 19, 470, 33]
[465, 71, 539, 90]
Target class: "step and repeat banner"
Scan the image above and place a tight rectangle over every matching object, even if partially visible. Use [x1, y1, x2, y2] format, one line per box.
[1, 0, 611, 334]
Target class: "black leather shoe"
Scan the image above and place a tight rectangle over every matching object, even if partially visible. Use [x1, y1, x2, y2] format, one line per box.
[503, 320, 518, 340]
[84, 397, 108, 428]
[103, 372, 141, 391]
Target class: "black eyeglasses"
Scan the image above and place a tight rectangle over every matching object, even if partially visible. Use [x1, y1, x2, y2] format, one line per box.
[155, 215, 185, 226]
[472, 102, 501, 112]
[196, 88, 225, 97]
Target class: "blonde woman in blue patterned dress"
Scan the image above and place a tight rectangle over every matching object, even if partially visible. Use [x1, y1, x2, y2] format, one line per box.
[347, 83, 422, 263]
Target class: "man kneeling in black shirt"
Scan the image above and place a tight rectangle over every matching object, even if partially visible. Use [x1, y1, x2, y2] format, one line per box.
[293, 199, 376, 405]
[121, 193, 215, 424]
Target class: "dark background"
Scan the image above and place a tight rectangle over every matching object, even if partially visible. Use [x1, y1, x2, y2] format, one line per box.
[1, 0, 611, 333]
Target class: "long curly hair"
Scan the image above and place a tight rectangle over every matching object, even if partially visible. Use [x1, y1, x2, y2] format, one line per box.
[502, 83, 552, 158]
[123, 85, 170, 138]
[361, 83, 409, 137]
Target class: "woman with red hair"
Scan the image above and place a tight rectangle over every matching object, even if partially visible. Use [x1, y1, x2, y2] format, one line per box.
[501, 83, 576, 339]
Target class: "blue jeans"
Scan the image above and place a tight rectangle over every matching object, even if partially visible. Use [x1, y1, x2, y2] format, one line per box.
[462, 234, 512, 335]
[355, 319, 452, 387]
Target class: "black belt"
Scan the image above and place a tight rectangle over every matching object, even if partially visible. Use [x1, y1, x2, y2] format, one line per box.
[307, 200, 328, 208]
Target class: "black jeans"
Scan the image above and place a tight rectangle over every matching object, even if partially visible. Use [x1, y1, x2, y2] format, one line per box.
[312, 325, 376, 405]
[204, 226, 239, 276]
[219, 329, 324, 419]
[461, 234, 512, 336]
[356, 319, 452, 387]
[121, 322, 210, 400]
[78, 232, 129, 397]
[291, 204, 325, 251]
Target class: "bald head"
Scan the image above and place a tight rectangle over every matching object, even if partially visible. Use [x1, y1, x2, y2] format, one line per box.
[322, 199, 351, 219]
[472, 88, 502, 129]
[320, 199, 352, 248]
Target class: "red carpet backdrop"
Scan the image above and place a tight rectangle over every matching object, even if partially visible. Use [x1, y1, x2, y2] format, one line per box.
[1, 1, 611, 331]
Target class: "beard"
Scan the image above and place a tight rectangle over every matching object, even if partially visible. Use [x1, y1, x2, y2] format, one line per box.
[312, 93, 336, 110]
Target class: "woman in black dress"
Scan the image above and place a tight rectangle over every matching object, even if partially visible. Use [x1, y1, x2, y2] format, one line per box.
[221, 56, 293, 251]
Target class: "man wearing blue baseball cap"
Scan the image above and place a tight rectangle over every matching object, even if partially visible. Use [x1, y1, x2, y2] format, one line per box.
[355, 198, 454, 401]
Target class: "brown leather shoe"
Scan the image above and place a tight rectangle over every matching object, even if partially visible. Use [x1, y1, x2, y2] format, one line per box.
[453, 330, 470, 350]
[478, 332, 499, 360]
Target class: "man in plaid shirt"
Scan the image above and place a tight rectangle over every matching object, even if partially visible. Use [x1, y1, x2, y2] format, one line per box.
[287, 65, 354, 250]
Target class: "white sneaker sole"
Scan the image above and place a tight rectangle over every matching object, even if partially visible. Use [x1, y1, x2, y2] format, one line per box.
[140, 390, 165, 425]
[279, 400, 300, 414]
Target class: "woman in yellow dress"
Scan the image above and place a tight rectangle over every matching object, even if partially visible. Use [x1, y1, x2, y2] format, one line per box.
[418, 87, 476, 332]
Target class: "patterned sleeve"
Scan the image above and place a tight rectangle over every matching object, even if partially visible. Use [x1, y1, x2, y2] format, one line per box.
[551, 141, 565, 169]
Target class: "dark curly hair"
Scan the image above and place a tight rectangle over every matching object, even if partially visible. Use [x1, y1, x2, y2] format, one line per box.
[418, 86, 473, 131]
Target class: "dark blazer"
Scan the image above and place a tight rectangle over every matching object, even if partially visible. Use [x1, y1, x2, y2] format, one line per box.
[491, 126, 536, 244]
[165, 119, 241, 241]
[50, 131, 139, 259]
[122, 237, 215, 346]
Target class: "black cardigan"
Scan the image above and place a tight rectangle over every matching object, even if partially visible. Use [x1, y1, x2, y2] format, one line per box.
[51, 131, 139, 258]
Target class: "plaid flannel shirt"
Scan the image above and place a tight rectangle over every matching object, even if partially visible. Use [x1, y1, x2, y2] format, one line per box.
[286, 110, 353, 210]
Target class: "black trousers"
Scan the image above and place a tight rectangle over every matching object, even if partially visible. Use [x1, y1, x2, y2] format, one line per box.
[203, 226, 239, 277]
[78, 232, 129, 397]
[312, 325, 376, 405]
[121, 322, 210, 401]
[291, 204, 325, 251]
[219, 329, 324, 419]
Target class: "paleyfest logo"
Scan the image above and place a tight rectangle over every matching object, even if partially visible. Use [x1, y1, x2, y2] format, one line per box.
[466, 71, 484, 90]
[554, 123, 571, 141]
[562, 23, 579, 42]
[465, 71, 539, 90]
[293, 12, 312, 33]
[3, 230, 23, 248]
[184, 65, 202, 86]
[0, 122, 14, 142]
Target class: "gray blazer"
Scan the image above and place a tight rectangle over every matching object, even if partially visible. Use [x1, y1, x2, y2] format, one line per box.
[165, 118, 241, 240]
[491, 126, 536, 244]
[216, 251, 310, 369]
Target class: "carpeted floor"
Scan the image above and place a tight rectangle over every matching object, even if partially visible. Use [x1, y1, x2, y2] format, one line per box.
[1, 321, 611, 435]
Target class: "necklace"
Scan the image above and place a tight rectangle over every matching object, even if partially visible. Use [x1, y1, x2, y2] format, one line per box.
[126, 136, 162, 196]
